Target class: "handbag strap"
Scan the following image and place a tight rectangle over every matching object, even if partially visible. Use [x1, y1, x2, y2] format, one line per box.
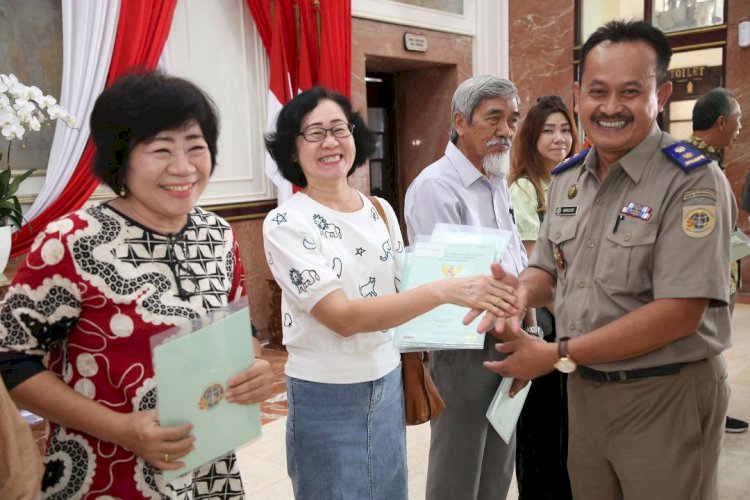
[368, 195, 389, 232]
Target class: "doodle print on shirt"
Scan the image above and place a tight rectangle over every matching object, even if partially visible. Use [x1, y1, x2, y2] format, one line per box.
[312, 214, 342, 239]
[330, 257, 343, 278]
[355, 247, 366, 256]
[284, 313, 293, 327]
[290, 268, 321, 293]
[359, 277, 377, 297]
[302, 237, 317, 250]
[379, 240, 394, 261]
[271, 212, 288, 225]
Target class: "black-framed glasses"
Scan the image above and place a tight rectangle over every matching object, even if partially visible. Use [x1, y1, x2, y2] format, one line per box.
[298, 123, 355, 142]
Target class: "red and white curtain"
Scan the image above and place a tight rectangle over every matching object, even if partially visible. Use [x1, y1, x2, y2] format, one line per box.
[12, 0, 177, 256]
[12, 0, 351, 255]
[247, 0, 351, 205]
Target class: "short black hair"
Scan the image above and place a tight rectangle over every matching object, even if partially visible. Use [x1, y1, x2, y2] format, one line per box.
[692, 87, 736, 131]
[579, 20, 672, 85]
[265, 86, 375, 188]
[90, 71, 220, 193]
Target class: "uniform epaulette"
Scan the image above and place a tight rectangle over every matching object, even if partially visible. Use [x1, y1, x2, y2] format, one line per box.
[662, 142, 712, 173]
[551, 148, 589, 175]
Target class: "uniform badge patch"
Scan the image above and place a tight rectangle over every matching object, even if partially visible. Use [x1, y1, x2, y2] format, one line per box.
[682, 188, 717, 202]
[662, 142, 712, 173]
[567, 184, 578, 199]
[620, 202, 653, 221]
[682, 205, 716, 238]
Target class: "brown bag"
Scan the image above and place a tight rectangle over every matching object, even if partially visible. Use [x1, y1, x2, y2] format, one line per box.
[401, 351, 446, 425]
[367, 196, 446, 425]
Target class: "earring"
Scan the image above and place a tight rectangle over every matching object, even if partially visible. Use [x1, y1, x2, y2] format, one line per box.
[119, 185, 128, 198]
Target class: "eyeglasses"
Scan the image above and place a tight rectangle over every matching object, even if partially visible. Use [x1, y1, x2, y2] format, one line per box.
[298, 123, 355, 142]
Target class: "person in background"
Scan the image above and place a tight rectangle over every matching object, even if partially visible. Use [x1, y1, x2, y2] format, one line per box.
[263, 86, 512, 500]
[690, 87, 746, 434]
[485, 20, 735, 500]
[0, 72, 274, 499]
[508, 94, 579, 499]
[404, 75, 528, 500]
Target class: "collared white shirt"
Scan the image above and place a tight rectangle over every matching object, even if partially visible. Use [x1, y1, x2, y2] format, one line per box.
[404, 141, 527, 276]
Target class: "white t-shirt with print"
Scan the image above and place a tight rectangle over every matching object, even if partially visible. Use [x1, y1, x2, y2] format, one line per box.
[263, 191, 403, 383]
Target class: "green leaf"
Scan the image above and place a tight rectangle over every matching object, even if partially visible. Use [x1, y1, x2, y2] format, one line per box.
[5, 168, 35, 198]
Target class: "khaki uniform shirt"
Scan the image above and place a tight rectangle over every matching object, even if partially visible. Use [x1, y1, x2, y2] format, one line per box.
[530, 126, 736, 371]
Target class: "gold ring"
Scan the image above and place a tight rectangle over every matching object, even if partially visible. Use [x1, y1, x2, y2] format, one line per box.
[164, 453, 169, 463]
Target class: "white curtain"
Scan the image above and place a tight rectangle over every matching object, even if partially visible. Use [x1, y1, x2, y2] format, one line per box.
[24, 0, 120, 220]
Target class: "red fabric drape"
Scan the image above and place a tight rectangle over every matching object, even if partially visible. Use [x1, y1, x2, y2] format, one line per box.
[317, 1, 350, 96]
[11, 0, 178, 256]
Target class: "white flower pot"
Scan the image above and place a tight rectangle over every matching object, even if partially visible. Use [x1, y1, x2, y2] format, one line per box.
[0, 225, 11, 276]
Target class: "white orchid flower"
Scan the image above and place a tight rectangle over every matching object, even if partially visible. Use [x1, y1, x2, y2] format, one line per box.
[2, 121, 25, 141]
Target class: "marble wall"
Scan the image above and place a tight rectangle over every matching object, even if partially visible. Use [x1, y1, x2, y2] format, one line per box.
[508, 0, 576, 115]
[726, 1, 750, 294]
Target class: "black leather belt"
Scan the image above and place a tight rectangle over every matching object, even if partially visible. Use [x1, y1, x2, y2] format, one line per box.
[578, 363, 685, 382]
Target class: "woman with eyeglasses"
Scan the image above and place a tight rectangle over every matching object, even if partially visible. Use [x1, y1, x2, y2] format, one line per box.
[263, 87, 513, 499]
[0, 72, 273, 499]
[508, 95, 579, 500]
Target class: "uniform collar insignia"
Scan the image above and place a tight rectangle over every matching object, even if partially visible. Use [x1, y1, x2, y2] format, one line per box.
[551, 148, 590, 176]
[662, 141, 712, 173]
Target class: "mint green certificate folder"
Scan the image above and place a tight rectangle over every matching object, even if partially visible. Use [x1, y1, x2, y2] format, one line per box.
[395, 239, 507, 350]
[152, 298, 260, 481]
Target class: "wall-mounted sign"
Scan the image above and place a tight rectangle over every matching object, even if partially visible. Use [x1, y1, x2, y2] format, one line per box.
[669, 66, 707, 80]
[404, 33, 427, 52]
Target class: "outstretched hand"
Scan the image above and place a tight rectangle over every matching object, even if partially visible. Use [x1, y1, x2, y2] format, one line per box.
[483, 335, 557, 381]
[463, 263, 527, 338]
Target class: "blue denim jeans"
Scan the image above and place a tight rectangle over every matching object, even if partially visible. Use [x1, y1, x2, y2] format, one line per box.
[286, 366, 407, 500]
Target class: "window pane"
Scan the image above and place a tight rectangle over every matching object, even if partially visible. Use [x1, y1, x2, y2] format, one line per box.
[670, 100, 697, 121]
[670, 120, 693, 141]
[579, 0, 644, 44]
[652, 0, 724, 34]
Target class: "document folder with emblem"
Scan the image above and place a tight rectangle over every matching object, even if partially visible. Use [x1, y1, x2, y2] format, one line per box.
[151, 297, 260, 481]
[395, 225, 512, 351]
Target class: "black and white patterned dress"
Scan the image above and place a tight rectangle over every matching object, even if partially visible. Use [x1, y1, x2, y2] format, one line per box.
[0, 203, 246, 499]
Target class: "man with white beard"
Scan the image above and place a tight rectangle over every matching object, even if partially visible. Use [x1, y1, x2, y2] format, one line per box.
[404, 75, 527, 500]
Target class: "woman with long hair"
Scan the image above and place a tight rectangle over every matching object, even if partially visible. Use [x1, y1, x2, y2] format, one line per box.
[509, 94, 579, 500]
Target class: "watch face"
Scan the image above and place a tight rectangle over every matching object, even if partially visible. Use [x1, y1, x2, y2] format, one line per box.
[554, 357, 577, 373]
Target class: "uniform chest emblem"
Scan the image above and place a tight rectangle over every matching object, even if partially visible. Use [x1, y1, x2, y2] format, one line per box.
[620, 202, 653, 221]
[567, 184, 578, 199]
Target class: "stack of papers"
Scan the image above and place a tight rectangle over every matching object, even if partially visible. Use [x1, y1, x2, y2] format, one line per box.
[151, 298, 261, 481]
[395, 224, 512, 351]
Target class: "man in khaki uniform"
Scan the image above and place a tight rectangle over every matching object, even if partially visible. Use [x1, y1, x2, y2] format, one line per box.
[483, 20, 735, 500]
[689, 87, 747, 433]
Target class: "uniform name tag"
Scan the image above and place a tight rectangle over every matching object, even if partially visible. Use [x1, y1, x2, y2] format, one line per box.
[555, 206, 577, 216]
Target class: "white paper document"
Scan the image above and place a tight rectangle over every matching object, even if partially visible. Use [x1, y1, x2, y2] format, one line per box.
[486, 377, 531, 444]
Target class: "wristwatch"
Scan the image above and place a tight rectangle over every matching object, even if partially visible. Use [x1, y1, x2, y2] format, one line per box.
[523, 326, 544, 339]
[554, 336, 577, 373]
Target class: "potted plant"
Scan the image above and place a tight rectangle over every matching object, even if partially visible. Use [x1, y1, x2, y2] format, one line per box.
[0, 73, 75, 273]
